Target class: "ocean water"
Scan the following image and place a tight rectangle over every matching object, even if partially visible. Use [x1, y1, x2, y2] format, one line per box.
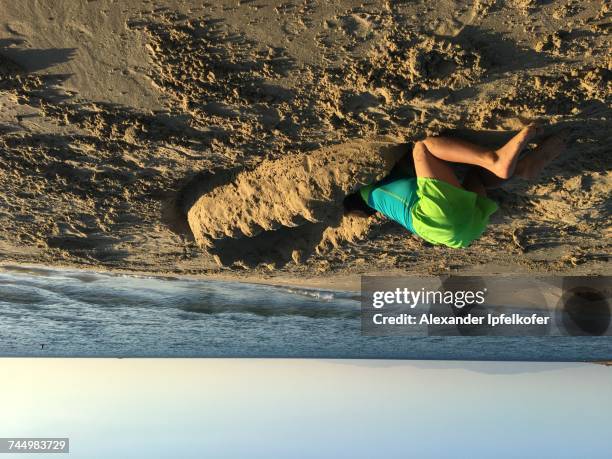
[1, 266, 611, 360]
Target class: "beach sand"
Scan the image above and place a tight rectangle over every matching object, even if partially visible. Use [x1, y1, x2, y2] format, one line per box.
[0, 0, 610, 287]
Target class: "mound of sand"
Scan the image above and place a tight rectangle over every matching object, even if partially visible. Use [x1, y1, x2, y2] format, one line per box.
[186, 139, 406, 267]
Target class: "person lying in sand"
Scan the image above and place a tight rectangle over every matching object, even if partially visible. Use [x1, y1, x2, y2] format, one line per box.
[343, 125, 567, 248]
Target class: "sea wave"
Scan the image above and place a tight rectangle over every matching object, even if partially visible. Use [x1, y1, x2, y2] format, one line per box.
[0, 264, 359, 318]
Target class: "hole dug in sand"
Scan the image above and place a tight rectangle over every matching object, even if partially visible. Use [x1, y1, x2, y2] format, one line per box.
[184, 139, 408, 268]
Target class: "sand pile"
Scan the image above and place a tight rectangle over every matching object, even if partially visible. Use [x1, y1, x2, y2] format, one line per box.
[186, 139, 406, 267]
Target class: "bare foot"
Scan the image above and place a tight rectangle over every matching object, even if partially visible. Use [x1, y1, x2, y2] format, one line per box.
[515, 131, 568, 180]
[491, 124, 540, 179]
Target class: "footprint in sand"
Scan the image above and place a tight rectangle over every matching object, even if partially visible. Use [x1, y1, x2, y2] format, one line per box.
[433, 0, 492, 37]
[340, 14, 372, 39]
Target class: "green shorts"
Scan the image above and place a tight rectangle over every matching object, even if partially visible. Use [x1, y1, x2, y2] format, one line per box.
[410, 178, 499, 248]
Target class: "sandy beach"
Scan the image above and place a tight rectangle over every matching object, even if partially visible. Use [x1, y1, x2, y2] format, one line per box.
[0, 0, 610, 286]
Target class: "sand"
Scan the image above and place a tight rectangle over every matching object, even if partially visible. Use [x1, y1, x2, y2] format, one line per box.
[185, 138, 406, 268]
[0, 0, 610, 286]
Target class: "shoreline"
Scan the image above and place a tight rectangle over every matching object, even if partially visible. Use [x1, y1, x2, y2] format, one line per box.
[3, 260, 610, 294]
[0, 262, 363, 292]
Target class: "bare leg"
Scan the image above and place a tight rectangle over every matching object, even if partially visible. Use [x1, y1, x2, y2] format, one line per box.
[422, 124, 540, 179]
[514, 132, 568, 181]
[462, 130, 569, 189]
[472, 167, 511, 189]
[413, 142, 489, 197]
[412, 141, 463, 188]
